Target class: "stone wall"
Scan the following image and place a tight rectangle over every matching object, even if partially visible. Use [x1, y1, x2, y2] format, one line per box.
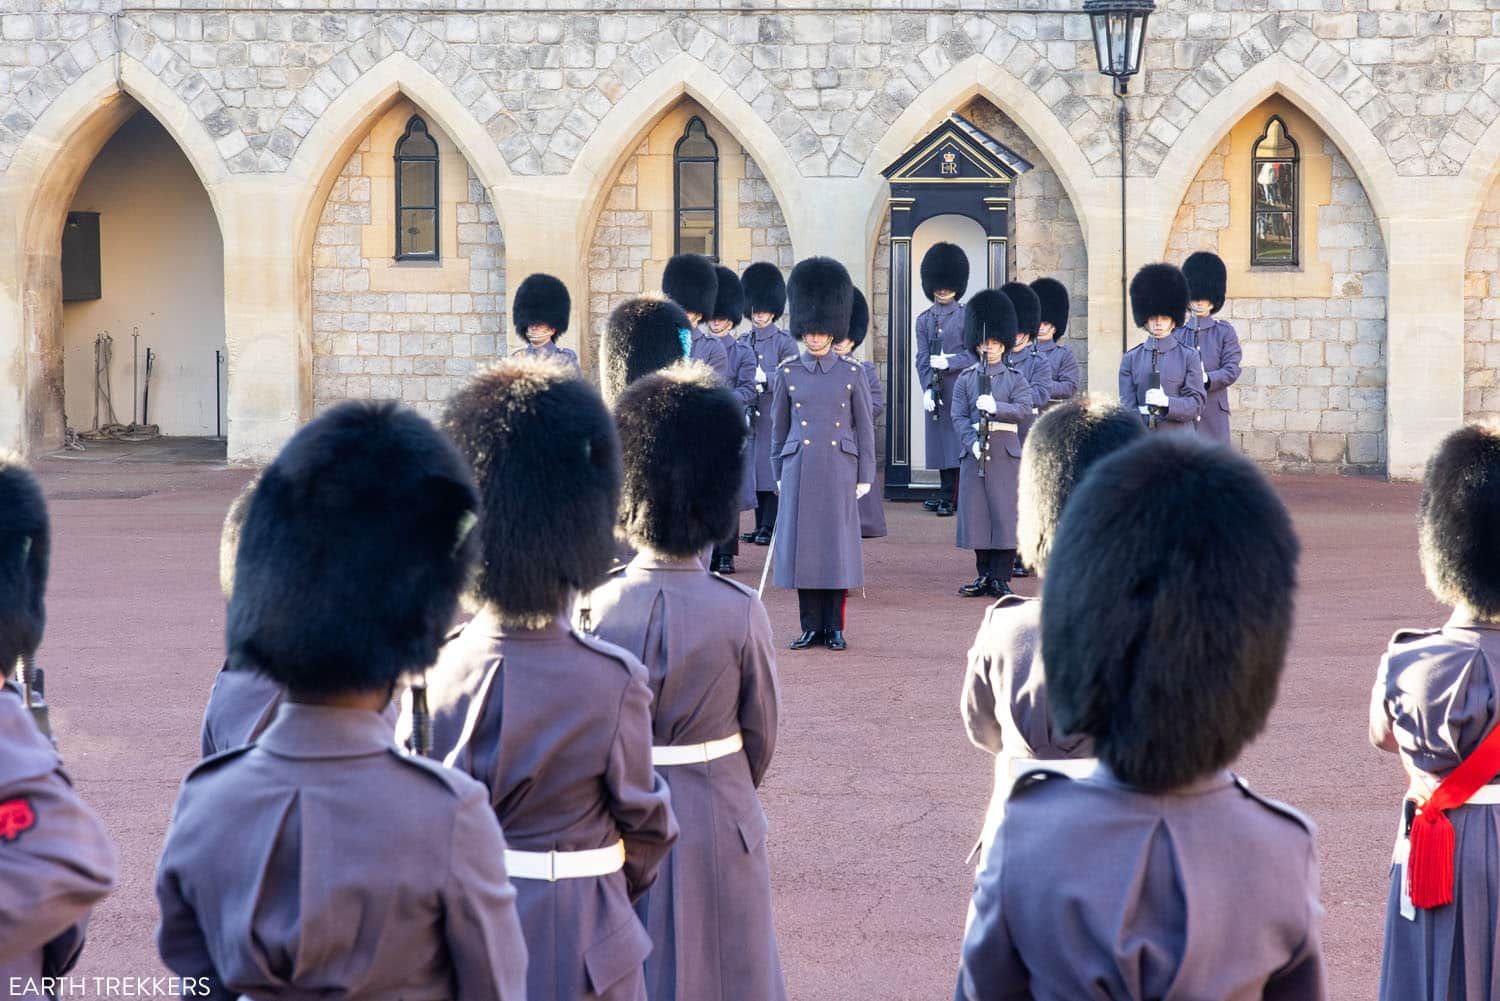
[1464, 176, 1500, 422]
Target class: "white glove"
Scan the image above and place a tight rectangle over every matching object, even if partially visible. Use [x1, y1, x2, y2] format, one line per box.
[755, 365, 767, 386]
[971, 442, 982, 460]
[1203, 370, 1211, 388]
[776, 480, 781, 492]
[930, 354, 950, 371]
[1145, 387, 1169, 408]
[855, 483, 871, 499]
[923, 390, 936, 413]
[976, 393, 996, 415]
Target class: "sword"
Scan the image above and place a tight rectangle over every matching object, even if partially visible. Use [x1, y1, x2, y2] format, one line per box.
[757, 521, 778, 600]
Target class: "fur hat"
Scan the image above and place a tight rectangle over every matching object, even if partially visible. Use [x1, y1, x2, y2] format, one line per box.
[600, 294, 693, 407]
[1016, 400, 1144, 573]
[710, 265, 746, 327]
[662, 253, 719, 319]
[844, 287, 870, 349]
[1031, 277, 1070, 340]
[444, 358, 621, 626]
[1040, 435, 1298, 792]
[962, 288, 1018, 355]
[0, 459, 49, 673]
[1000, 281, 1041, 337]
[741, 262, 787, 321]
[920, 242, 969, 302]
[1182, 251, 1227, 315]
[219, 476, 258, 600]
[1129, 263, 1190, 330]
[512, 272, 571, 339]
[787, 256, 853, 340]
[615, 364, 748, 558]
[1419, 424, 1500, 618]
[228, 402, 479, 695]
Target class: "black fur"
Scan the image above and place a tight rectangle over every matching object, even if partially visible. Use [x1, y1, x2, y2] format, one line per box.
[219, 476, 257, 600]
[1040, 435, 1299, 792]
[615, 365, 748, 557]
[1182, 251, 1227, 314]
[228, 402, 480, 695]
[1016, 400, 1144, 573]
[1000, 281, 1041, 337]
[444, 358, 621, 624]
[512, 272, 571, 338]
[710, 265, 746, 326]
[663, 253, 718, 319]
[1419, 424, 1500, 618]
[741, 262, 787, 321]
[600, 294, 692, 406]
[844, 288, 869, 349]
[962, 288, 1018, 355]
[1031, 277, 1070, 340]
[787, 256, 853, 340]
[920, 242, 969, 301]
[0, 460, 49, 674]
[1129, 262, 1190, 330]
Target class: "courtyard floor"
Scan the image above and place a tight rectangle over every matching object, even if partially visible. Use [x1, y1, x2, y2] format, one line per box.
[33, 456, 1421, 999]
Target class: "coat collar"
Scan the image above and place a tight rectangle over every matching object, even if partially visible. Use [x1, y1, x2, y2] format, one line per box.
[468, 605, 572, 640]
[1144, 330, 1183, 352]
[0, 681, 58, 785]
[628, 549, 708, 573]
[751, 322, 784, 341]
[257, 703, 397, 759]
[797, 349, 839, 374]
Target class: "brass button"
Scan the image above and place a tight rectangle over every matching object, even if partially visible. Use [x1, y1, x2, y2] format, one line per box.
[789, 385, 796, 391]
[835, 421, 841, 427]
[831, 440, 837, 446]
[803, 439, 811, 445]
[801, 420, 808, 426]
[841, 402, 846, 408]
[795, 403, 802, 408]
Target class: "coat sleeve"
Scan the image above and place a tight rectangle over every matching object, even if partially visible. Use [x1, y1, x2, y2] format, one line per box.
[606, 667, 679, 900]
[993, 371, 1032, 424]
[956, 829, 1029, 1000]
[852, 366, 877, 487]
[961, 607, 1006, 755]
[770, 366, 791, 483]
[1165, 347, 1206, 424]
[707, 337, 731, 383]
[155, 816, 220, 991]
[1049, 347, 1080, 401]
[738, 597, 780, 788]
[1207, 322, 1242, 393]
[864, 364, 885, 424]
[1263, 841, 1328, 1000]
[915, 311, 934, 387]
[950, 371, 979, 454]
[730, 344, 759, 407]
[1368, 649, 1399, 754]
[1118, 349, 1136, 409]
[443, 785, 529, 1001]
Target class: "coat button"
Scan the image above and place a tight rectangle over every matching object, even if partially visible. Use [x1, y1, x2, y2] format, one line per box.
[789, 385, 796, 391]
[835, 421, 841, 427]
[831, 441, 837, 446]
[801, 420, 808, 426]
[803, 439, 811, 445]
[847, 384, 852, 390]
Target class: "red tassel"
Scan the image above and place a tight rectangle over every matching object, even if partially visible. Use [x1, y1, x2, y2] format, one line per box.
[1408, 806, 1456, 909]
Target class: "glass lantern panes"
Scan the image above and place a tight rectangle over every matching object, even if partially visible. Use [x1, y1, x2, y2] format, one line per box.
[674, 117, 719, 259]
[395, 116, 439, 261]
[1251, 116, 1298, 266]
[1083, 0, 1155, 92]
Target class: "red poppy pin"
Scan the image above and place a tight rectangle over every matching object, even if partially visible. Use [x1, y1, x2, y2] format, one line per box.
[0, 798, 36, 843]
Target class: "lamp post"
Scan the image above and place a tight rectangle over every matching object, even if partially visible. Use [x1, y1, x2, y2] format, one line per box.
[1083, 0, 1155, 351]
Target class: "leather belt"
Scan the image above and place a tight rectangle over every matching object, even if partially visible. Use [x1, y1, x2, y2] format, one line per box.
[505, 840, 626, 881]
[652, 732, 743, 767]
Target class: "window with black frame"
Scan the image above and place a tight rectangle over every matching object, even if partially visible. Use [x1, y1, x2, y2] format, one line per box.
[1251, 115, 1298, 267]
[394, 115, 439, 261]
[674, 117, 718, 258]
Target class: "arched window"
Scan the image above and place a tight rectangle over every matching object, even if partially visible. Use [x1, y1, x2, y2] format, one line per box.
[394, 115, 439, 261]
[1251, 115, 1298, 267]
[674, 117, 718, 258]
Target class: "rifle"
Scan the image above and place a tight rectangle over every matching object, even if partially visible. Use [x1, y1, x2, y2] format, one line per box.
[976, 369, 992, 480]
[927, 323, 945, 420]
[1145, 338, 1164, 431]
[17, 654, 52, 745]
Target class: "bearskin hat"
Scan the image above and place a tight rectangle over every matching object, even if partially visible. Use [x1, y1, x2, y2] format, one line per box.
[1000, 281, 1041, 337]
[787, 256, 853, 340]
[615, 364, 748, 558]
[710, 265, 746, 327]
[1419, 424, 1500, 618]
[1031, 277, 1070, 340]
[1041, 435, 1298, 792]
[662, 253, 719, 319]
[228, 402, 479, 695]
[1182, 251, 1227, 315]
[0, 459, 49, 673]
[600, 294, 693, 407]
[444, 358, 621, 626]
[962, 288, 1018, 355]
[741, 262, 787, 321]
[1129, 262, 1190, 330]
[219, 476, 257, 600]
[920, 242, 969, 302]
[512, 272, 571, 340]
[845, 287, 870, 349]
[1016, 400, 1144, 573]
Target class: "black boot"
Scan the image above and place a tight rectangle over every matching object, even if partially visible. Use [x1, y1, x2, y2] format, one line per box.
[1011, 556, 1030, 578]
[935, 500, 955, 517]
[713, 555, 736, 574]
[959, 576, 992, 597]
[824, 630, 847, 651]
[789, 630, 823, 650]
[923, 497, 941, 511]
[987, 577, 1014, 598]
[740, 530, 760, 543]
[752, 527, 772, 545]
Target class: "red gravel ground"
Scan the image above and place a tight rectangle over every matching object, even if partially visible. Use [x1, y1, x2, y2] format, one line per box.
[31, 458, 1430, 1000]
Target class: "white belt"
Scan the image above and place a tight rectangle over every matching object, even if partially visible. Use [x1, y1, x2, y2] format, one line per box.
[505, 840, 625, 881]
[983, 421, 1017, 433]
[1008, 756, 1098, 781]
[652, 732, 743, 766]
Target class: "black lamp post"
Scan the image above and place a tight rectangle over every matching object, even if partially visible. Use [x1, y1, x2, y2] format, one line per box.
[1083, 0, 1154, 350]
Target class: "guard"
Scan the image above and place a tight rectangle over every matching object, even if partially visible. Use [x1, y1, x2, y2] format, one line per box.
[1181, 251, 1243, 445]
[708, 264, 758, 574]
[600, 293, 695, 406]
[510, 272, 580, 368]
[1118, 263, 1205, 432]
[1029, 277, 1080, 409]
[834, 288, 887, 540]
[664, 253, 729, 381]
[915, 243, 973, 516]
[740, 263, 798, 547]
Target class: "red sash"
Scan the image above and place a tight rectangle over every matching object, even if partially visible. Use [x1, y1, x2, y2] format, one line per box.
[1408, 722, 1500, 909]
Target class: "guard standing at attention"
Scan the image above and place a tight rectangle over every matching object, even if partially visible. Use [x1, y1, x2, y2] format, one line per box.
[708, 265, 758, 575]
[915, 243, 973, 517]
[1181, 251, 1243, 445]
[1029, 277, 1080, 409]
[998, 282, 1049, 439]
[599, 294, 695, 407]
[664, 253, 729, 382]
[1118, 263, 1205, 433]
[771, 257, 876, 652]
[510, 272, 581, 368]
[740, 263, 798, 547]
[834, 288, 887, 540]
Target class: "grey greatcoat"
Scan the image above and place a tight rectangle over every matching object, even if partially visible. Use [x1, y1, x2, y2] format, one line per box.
[957, 767, 1326, 1001]
[200, 663, 399, 757]
[915, 301, 974, 470]
[587, 554, 786, 1001]
[1034, 341, 1080, 408]
[419, 609, 680, 1001]
[156, 704, 528, 1000]
[691, 328, 730, 384]
[857, 359, 888, 539]
[511, 341, 581, 369]
[0, 681, 117, 989]
[950, 362, 1035, 552]
[1370, 612, 1500, 1001]
[721, 333, 760, 511]
[1181, 318, 1243, 444]
[743, 324, 799, 494]
[770, 351, 876, 590]
[1117, 331, 1206, 433]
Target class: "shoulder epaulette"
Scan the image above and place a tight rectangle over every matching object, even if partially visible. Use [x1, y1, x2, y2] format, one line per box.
[386, 748, 474, 796]
[1007, 766, 1073, 800]
[183, 743, 255, 781]
[1389, 626, 1442, 647]
[571, 627, 645, 677]
[708, 571, 756, 598]
[1232, 774, 1314, 833]
[993, 593, 1035, 611]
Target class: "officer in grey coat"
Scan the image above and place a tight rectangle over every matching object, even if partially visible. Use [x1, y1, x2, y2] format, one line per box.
[958, 435, 1325, 1000]
[664, 253, 729, 382]
[0, 461, 117, 991]
[156, 401, 529, 1001]
[1029, 277, 1080, 408]
[1181, 251, 1243, 444]
[1118, 263, 1206, 433]
[835, 289, 887, 540]
[708, 265, 758, 575]
[771, 257, 876, 652]
[510, 272, 581, 368]
[740, 263, 798, 546]
[915, 243, 973, 516]
[588, 365, 786, 1001]
[413, 359, 679, 1001]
